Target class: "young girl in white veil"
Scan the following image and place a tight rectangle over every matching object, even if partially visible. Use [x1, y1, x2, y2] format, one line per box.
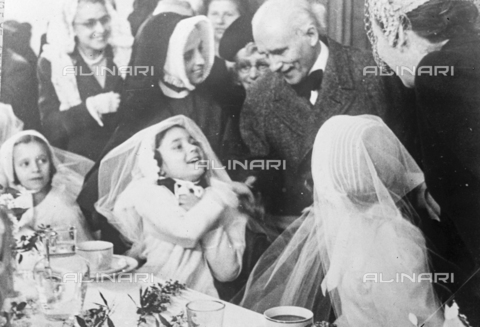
[96, 115, 248, 297]
[0, 131, 94, 242]
[240, 115, 468, 326]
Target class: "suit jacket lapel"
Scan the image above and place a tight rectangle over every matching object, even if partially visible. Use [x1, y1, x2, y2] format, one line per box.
[104, 57, 117, 91]
[103, 46, 119, 91]
[271, 75, 312, 136]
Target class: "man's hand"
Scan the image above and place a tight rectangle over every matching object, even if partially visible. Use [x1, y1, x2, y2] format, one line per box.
[179, 193, 201, 211]
[414, 182, 441, 222]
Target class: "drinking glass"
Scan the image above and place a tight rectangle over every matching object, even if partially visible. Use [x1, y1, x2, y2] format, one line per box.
[33, 228, 89, 322]
[186, 300, 225, 327]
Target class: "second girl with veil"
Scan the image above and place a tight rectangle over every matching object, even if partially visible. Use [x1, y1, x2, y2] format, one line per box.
[96, 115, 248, 297]
[240, 115, 468, 326]
[0, 131, 94, 241]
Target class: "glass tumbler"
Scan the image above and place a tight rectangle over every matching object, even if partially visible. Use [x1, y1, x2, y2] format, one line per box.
[186, 300, 225, 327]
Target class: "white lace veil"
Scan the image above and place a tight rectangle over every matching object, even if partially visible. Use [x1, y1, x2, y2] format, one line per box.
[95, 115, 231, 250]
[0, 104, 23, 147]
[241, 115, 447, 325]
[0, 130, 94, 200]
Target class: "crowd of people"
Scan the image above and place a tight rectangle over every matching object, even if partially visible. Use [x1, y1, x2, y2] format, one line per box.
[1, 0, 480, 325]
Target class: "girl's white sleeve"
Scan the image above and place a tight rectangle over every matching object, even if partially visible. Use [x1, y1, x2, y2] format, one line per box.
[131, 181, 225, 249]
[202, 208, 247, 282]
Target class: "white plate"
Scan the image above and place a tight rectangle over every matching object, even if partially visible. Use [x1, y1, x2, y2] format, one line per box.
[90, 255, 139, 280]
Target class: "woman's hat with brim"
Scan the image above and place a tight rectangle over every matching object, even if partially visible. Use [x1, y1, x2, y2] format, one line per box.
[219, 15, 254, 62]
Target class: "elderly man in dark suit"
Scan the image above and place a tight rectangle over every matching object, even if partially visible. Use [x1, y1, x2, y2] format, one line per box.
[240, 0, 417, 224]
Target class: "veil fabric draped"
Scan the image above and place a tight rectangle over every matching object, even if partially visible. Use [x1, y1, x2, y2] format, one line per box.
[95, 115, 232, 256]
[240, 115, 461, 326]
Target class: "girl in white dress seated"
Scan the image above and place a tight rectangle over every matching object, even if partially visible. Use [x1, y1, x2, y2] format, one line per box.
[0, 131, 94, 242]
[96, 115, 248, 297]
[241, 115, 468, 326]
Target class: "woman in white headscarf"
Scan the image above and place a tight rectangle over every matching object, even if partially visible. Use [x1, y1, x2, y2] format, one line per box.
[240, 115, 468, 326]
[96, 115, 248, 297]
[0, 131, 94, 242]
[37, 0, 133, 160]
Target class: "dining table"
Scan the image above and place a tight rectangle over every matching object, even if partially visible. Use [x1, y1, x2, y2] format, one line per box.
[4, 273, 265, 327]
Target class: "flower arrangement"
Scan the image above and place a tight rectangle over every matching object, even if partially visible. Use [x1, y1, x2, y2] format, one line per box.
[0, 299, 39, 327]
[75, 281, 187, 327]
[76, 292, 116, 327]
[0, 187, 32, 235]
[130, 280, 186, 327]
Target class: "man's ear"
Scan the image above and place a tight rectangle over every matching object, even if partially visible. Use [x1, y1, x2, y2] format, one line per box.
[304, 24, 320, 47]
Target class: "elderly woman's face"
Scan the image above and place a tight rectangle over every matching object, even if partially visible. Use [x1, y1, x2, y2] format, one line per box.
[73, 2, 111, 53]
[235, 44, 269, 90]
[207, 0, 241, 42]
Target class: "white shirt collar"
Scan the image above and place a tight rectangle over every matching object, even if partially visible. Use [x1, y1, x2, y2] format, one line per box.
[309, 40, 329, 74]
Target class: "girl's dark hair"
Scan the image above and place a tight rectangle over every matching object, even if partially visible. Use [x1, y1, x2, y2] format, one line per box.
[13, 135, 56, 185]
[205, 0, 250, 16]
[153, 125, 184, 169]
[406, 0, 479, 42]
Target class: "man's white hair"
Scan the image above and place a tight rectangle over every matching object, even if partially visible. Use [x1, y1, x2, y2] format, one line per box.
[253, 0, 327, 35]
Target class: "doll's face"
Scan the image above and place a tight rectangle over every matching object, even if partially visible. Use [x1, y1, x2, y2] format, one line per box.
[73, 1, 111, 54]
[184, 28, 207, 85]
[157, 127, 206, 182]
[13, 141, 52, 192]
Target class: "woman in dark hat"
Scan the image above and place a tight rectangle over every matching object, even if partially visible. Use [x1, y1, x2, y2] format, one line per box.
[217, 15, 270, 161]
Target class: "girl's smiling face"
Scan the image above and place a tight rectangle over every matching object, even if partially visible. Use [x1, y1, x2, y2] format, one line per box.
[157, 127, 206, 182]
[13, 141, 52, 192]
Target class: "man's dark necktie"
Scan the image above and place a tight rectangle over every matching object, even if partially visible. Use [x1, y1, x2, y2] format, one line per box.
[292, 70, 324, 101]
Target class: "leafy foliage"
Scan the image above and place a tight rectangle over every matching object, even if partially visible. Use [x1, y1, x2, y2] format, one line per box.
[129, 280, 186, 327]
[75, 292, 116, 327]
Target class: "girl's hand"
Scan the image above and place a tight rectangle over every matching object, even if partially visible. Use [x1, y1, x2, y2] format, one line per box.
[179, 193, 201, 211]
[208, 179, 239, 209]
[230, 181, 254, 200]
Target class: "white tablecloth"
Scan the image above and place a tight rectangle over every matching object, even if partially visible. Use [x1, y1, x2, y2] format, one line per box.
[85, 280, 264, 327]
[7, 278, 264, 327]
